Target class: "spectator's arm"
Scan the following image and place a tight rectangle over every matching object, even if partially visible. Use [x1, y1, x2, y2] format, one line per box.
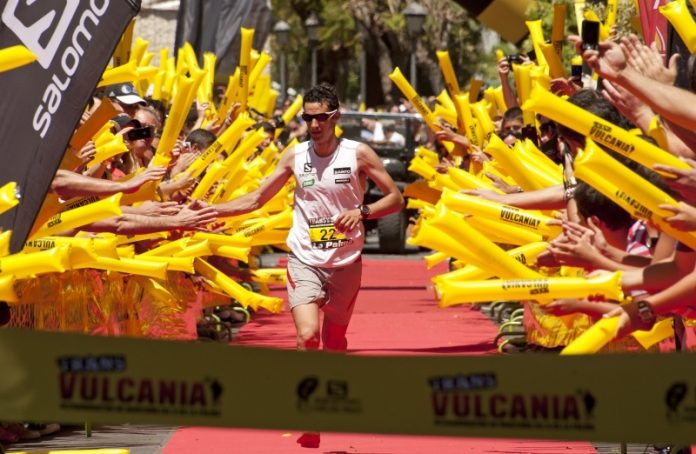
[83, 200, 217, 234]
[463, 184, 565, 210]
[51, 167, 166, 199]
[497, 58, 519, 109]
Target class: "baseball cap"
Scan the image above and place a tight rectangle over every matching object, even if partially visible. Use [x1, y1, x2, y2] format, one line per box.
[104, 83, 146, 106]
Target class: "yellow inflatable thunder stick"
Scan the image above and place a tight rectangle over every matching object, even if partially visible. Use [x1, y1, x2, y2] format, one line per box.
[512, 63, 536, 126]
[182, 113, 255, 180]
[150, 75, 194, 163]
[252, 268, 288, 285]
[484, 135, 549, 191]
[0, 182, 19, 215]
[0, 275, 17, 303]
[194, 258, 284, 312]
[231, 209, 293, 240]
[0, 231, 11, 257]
[469, 79, 484, 104]
[575, 140, 696, 250]
[513, 141, 563, 187]
[192, 232, 253, 249]
[172, 239, 212, 258]
[433, 242, 548, 286]
[24, 235, 119, 259]
[112, 19, 136, 66]
[631, 318, 674, 349]
[604, 0, 618, 31]
[219, 128, 269, 190]
[408, 205, 542, 279]
[97, 60, 138, 87]
[436, 50, 461, 96]
[389, 67, 440, 131]
[135, 255, 195, 273]
[87, 136, 129, 169]
[523, 85, 693, 174]
[447, 167, 502, 193]
[525, 20, 549, 69]
[58, 98, 119, 171]
[0, 45, 36, 72]
[561, 316, 620, 354]
[660, 0, 696, 53]
[424, 251, 449, 269]
[276, 95, 304, 140]
[189, 161, 226, 200]
[403, 180, 442, 206]
[452, 94, 481, 147]
[237, 28, 255, 111]
[648, 116, 669, 151]
[248, 52, 272, 95]
[217, 69, 240, 123]
[0, 245, 71, 279]
[76, 255, 168, 279]
[29, 194, 123, 240]
[438, 271, 623, 308]
[540, 42, 566, 79]
[471, 101, 496, 138]
[466, 216, 545, 246]
[440, 189, 561, 238]
[416, 146, 440, 167]
[408, 157, 460, 192]
[551, 3, 566, 58]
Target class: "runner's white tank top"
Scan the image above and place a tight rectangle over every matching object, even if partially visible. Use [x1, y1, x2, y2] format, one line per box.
[286, 139, 365, 268]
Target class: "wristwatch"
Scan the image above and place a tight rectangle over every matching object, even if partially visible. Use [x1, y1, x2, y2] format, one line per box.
[358, 204, 371, 220]
[635, 300, 657, 330]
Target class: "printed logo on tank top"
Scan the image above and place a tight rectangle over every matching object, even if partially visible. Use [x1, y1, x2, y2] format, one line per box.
[334, 167, 351, 175]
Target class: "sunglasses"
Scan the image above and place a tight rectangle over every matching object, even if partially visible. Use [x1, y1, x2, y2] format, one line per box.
[301, 109, 337, 123]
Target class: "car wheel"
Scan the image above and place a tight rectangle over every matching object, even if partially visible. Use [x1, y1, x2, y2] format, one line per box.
[378, 209, 407, 254]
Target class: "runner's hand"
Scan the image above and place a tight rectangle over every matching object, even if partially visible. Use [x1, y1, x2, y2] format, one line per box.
[334, 209, 362, 233]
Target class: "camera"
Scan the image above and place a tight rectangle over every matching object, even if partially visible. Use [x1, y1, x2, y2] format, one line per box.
[506, 54, 524, 67]
[126, 126, 154, 141]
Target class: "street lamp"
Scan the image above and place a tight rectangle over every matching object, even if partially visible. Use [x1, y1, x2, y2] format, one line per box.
[304, 12, 321, 87]
[273, 20, 290, 103]
[403, 1, 427, 89]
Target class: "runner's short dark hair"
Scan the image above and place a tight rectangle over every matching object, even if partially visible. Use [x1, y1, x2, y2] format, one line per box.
[304, 82, 339, 111]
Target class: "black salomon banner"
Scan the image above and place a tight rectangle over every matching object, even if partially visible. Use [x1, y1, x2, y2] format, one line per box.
[0, 0, 140, 252]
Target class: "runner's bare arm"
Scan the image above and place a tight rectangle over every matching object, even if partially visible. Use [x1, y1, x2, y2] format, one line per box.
[213, 146, 295, 218]
[356, 143, 404, 219]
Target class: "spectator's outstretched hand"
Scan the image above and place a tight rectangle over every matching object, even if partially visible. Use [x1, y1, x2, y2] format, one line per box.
[77, 141, 97, 164]
[654, 158, 696, 204]
[174, 200, 218, 230]
[133, 200, 181, 217]
[623, 34, 679, 86]
[660, 202, 696, 231]
[550, 77, 581, 97]
[122, 166, 166, 193]
[461, 188, 507, 204]
[572, 35, 628, 82]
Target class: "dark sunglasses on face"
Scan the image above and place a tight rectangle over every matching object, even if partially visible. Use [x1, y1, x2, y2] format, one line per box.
[301, 109, 338, 123]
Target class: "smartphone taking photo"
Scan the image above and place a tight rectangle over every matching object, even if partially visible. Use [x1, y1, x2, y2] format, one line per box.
[581, 20, 600, 51]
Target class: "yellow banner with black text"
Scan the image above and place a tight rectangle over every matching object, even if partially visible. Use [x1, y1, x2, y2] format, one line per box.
[1, 328, 695, 444]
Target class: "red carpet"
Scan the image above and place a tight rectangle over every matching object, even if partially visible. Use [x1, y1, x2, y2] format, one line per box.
[164, 258, 597, 453]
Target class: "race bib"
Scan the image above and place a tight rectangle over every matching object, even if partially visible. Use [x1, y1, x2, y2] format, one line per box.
[308, 218, 350, 249]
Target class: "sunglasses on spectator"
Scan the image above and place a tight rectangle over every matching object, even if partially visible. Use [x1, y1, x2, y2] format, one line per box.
[301, 109, 338, 123]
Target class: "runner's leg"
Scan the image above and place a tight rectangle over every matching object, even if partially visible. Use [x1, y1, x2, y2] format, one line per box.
[292, 303, 321, 350]
[322, 258, 362, 351]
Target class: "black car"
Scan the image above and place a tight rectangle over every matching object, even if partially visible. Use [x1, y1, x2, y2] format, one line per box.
[339, 111, 425, 253]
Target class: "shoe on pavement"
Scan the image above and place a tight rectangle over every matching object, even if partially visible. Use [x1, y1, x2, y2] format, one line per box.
[296, 432, 320, 448]
[27, 423, 60, 436]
